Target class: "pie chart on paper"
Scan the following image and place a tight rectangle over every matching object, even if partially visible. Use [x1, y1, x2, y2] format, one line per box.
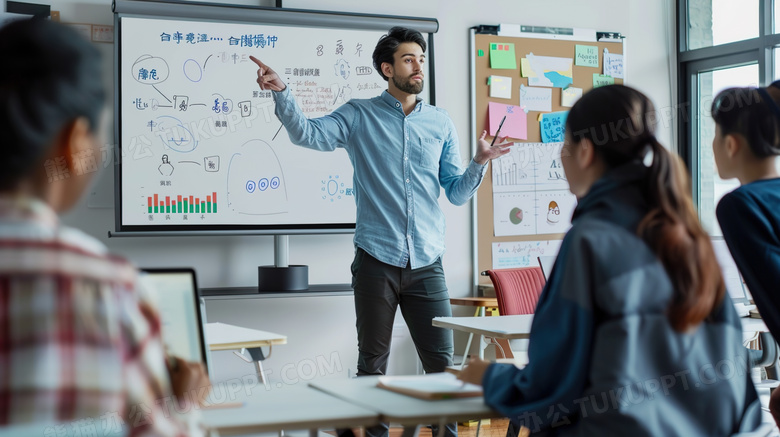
[509, 207, 524, 225]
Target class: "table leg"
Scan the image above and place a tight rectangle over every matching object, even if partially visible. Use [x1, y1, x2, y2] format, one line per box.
[400, 425, 420, 437]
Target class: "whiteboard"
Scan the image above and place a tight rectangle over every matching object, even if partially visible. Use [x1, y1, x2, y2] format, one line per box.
[117, 16, 430, 232]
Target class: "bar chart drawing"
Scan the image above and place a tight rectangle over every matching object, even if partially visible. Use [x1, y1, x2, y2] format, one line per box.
[147, 192, 217, 214]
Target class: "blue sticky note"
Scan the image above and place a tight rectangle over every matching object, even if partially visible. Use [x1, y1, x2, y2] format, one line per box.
[540, 111, 569, 143]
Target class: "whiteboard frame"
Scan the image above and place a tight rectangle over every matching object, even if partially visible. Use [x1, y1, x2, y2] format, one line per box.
[112, 0, 438, 235]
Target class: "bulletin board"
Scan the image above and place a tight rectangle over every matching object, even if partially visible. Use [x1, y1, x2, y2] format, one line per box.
[471, 27, 624, 285]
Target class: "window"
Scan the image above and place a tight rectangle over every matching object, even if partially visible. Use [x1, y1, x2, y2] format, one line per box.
[678, 0, 780, 236]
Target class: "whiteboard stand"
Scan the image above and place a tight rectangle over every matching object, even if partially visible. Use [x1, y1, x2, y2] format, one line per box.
[257, 235, 309, 291]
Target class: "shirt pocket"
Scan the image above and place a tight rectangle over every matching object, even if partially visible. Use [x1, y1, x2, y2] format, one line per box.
[418, 138, 443, 169]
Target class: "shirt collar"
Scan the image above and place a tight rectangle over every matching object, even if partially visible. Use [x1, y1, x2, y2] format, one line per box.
[0, 195, 60, 229]
[380, 90, 424, 114]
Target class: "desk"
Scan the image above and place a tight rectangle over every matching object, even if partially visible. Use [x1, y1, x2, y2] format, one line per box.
[309, 376, 502, 437]
[433, 315, 533, 340]
[742, 317, 770, 333]
[202, 385, 379, 437]
[205, 322, 287, 384]
[448, 298, 499, 364]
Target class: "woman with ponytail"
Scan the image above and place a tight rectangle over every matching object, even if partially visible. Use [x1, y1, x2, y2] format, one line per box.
[712, 83, 780, 425]
[459, 85, 759, 436]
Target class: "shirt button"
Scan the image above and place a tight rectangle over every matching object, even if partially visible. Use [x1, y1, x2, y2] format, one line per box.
[396, 103, 400, 108]
[404, 157, 408, 161]
[408, 209, 412, 213]
[406, 179, 410, 183]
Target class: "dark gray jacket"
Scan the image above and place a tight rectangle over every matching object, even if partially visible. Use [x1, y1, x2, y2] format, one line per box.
[482, 162, 760, 436]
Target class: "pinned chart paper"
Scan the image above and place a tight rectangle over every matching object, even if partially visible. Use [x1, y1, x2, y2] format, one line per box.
[539, 111, 568, 143]
[593, 74, 615, 88]
[488, 101, 527, 140]
[489, 75, 512, 99]
[492, 240, 563, 269]
[524, 53, 573, 88]
[603, 49, 624, 79]
[561, 87, 583, 107]
[490, 42, 517, 69]
[574, 45, 599, 67]
[492, 142, 577, 236]
[520, 84, 552, 112]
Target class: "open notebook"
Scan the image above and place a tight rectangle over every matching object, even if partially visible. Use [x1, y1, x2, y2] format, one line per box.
[377, 373, 482, 400]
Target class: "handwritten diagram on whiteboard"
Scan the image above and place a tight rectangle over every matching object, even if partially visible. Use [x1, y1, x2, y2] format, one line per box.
[492, 142, 577, 236]
[119, 17, 418, 228]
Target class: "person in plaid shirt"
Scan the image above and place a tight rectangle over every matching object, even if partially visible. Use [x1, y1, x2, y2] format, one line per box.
[0, 18, 209, 435]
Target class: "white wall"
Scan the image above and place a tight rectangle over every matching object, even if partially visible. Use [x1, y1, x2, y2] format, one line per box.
[46, 0, 674, 375]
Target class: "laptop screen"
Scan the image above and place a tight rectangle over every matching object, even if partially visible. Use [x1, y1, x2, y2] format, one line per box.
[138, 268, 209, 371]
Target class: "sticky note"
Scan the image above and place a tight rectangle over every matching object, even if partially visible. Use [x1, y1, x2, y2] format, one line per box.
[478, 49, 484, 57]
[490, 42, 517, 69]
[489, 75, 512, 99]
[488, 101, 527, 140]
[603, 49, 624, 79]
[561, 87, 583, 107]
[519, 84, 552, 112]
[593, 74, 615, 88]
[540, 111, 568, 143]
[520, 58, 534, 77]
[575, 45, 599, 67]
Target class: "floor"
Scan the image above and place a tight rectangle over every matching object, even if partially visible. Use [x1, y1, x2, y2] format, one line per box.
[333, 418, 513, 437]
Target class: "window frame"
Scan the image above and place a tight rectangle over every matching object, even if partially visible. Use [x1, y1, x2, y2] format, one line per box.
[677, 0, 778, 211]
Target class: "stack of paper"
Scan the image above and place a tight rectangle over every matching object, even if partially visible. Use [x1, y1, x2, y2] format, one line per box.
[377, 373, 482, 400]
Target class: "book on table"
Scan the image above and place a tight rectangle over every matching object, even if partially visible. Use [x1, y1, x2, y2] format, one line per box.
[377, 372, 482, 400]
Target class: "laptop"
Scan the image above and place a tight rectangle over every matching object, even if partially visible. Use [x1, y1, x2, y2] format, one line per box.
[710, 238, 750, 305]
[138, 268, 211, 373]
[537, 255, 557, 281]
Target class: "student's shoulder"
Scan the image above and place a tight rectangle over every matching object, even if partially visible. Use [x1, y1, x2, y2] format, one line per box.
[58, 226, 139, 280]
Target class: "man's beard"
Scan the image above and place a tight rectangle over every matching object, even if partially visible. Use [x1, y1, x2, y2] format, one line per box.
[392, 75, 424, 95]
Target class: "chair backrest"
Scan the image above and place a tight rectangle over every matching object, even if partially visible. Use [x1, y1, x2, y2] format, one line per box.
[486, 267, 546, 315]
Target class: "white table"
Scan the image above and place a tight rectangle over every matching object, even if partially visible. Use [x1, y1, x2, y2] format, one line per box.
[741, 317, 770, 333]
[202, 385, 379, 437]
[205, 322, 287, 384]
[309, 376, 502, 437]
[433, 315, 533, 340]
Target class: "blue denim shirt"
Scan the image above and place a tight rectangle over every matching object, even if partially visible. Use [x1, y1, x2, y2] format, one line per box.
[272, 87, 487, 268]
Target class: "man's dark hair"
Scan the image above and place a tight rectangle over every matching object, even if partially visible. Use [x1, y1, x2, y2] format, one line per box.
[372, 26, 426, 81]
[0, 18, 105, 190]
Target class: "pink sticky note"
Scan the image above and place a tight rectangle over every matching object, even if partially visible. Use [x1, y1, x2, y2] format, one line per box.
[488, 102, 527, 140]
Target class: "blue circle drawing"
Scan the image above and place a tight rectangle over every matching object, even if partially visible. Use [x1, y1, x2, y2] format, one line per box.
[327, 180, 338, 196]
[258, 178, 269, 191]
[270, 177, 280, 189]
[246, 180, 256, 193]
[183, 59, 203, 82]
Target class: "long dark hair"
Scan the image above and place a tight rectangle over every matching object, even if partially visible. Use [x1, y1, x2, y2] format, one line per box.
[711, 86, 780, 158]
[372, 26, 426, 81]
[0, 18, 104, 190]
[567, 85, 725, 332]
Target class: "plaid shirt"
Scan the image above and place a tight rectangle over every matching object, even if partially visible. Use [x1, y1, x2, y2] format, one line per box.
[0, 196, 200, 436]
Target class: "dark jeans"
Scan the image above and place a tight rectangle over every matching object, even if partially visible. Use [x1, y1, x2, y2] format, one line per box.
[351, 248, 457, 437]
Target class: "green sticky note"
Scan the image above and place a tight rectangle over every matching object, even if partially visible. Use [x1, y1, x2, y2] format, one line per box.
[575, 45, 599, 68]
[593, 74, 615, 88]
[490, 42, 517, 69]
[478, 49, 484, 57]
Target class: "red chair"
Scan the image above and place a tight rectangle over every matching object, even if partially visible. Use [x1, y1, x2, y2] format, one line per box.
[481, 267, 546, 362]
[485, 266, 546, 316]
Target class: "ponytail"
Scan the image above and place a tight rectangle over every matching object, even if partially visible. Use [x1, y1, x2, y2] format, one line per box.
[638, 139, 725, 332]
[568, 85, 726, 333]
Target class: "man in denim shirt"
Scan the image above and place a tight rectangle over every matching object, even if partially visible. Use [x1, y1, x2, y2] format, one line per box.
[251, 26, 510, 437]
